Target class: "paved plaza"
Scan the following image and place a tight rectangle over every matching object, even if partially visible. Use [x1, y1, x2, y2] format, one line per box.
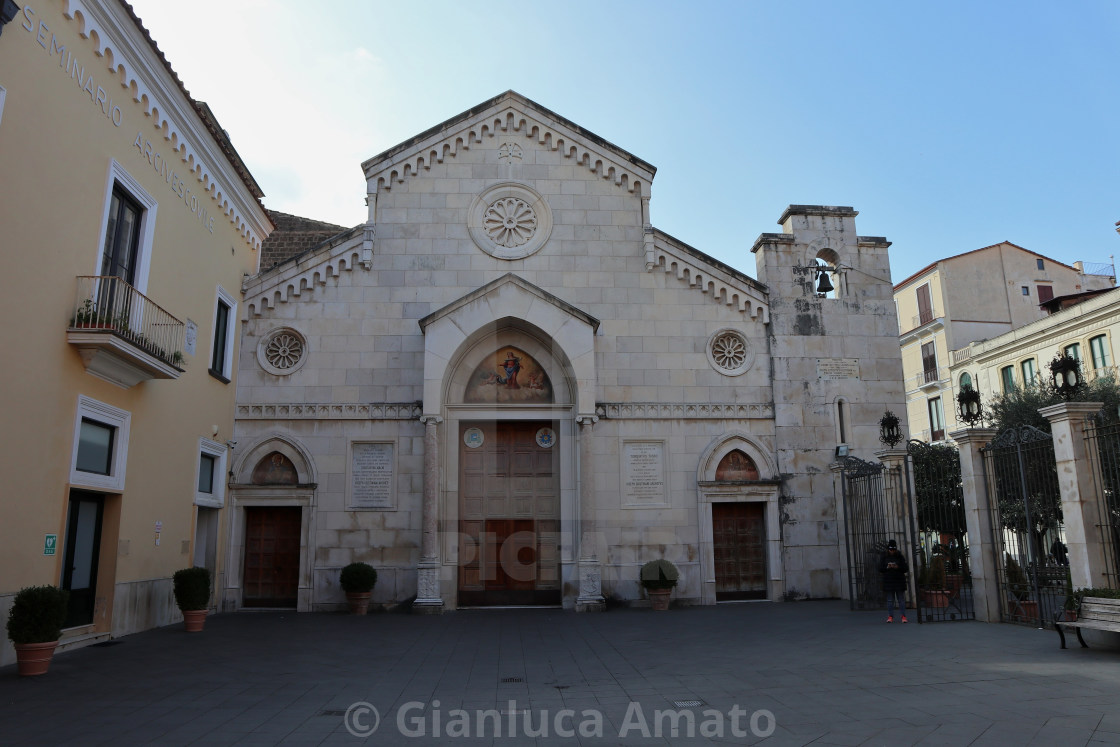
[2, 601, 1119, 745]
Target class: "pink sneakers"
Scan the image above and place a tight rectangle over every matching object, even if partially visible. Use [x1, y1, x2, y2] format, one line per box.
[901, 616, 908, 624]
[886, 616, 893, 623]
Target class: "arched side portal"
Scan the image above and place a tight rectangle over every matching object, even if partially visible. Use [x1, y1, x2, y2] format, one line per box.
[225, 434, 317, 612]
[696, 433, 783, 605]
[419, 274, 599, 610]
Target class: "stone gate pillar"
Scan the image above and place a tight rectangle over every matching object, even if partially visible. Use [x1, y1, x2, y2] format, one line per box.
[1039, 402, 1111, 591]
[414, 415, 444, 613]
[575, 414, 605, 612]
[950, 427, 1000, 622]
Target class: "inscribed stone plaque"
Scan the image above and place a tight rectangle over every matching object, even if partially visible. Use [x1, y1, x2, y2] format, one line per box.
[350, 442, 395, 509]
[817, 358, 860, 381]
[622, 441, 668, 507]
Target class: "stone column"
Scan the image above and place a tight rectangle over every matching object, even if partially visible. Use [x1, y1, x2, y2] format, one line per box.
[414, 415, 444, 613]
[575, 415, 605, 612]
[950, 427, 1000, 622]
[1038, 402, 1110, 591]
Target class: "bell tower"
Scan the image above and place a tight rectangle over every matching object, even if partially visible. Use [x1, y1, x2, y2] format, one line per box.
[752, 205, 906, 599]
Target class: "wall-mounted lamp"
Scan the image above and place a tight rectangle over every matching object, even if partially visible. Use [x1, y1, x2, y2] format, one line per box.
[878, 410, 903, 448]
[1049, 352, 1083, 400]
[957, 385, 983, 427]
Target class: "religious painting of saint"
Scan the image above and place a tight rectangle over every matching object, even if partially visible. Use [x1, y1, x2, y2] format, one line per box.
[464, 347, 553, 403]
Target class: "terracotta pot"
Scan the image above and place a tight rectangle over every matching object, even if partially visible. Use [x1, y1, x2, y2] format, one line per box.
[647, 588, 672, 611]
[182, 609, 208, 633]
[14, 641, 59, 676]
[921, 590, 950, 608]
[346, 591, 372, 615]
[1017, 600, 1039, 619]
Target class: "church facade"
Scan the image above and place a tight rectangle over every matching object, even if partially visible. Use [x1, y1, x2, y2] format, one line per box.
[229, 92, 905, 613]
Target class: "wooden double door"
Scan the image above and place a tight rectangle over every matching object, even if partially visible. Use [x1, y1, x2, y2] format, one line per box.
[713, 502, 768, 601]
[458, 421, 561, 606]
[243, 507, 301, 607]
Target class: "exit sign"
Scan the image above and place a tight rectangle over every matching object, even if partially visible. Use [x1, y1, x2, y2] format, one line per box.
[44, 534, 57, 556]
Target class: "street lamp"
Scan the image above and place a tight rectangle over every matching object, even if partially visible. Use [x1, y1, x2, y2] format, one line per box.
[957, 385, 983, 427]
[879, 410, 903, 448]
[1049, 353, 1083, 400]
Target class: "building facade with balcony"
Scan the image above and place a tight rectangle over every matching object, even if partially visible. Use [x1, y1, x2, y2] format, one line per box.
[0, 0, 271, 666]
[950, 287, 1120, 406]
[894, 242, 1113, 443]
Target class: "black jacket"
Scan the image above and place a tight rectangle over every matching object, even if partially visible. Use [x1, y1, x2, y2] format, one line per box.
[878, 550, 909, 592]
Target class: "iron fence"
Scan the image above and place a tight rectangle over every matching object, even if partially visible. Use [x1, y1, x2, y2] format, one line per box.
[907, 439, 975, 621]
[982, 425, 1068, 628]
[1084, 419, 1120, 589]
[839, 456, 918, 614]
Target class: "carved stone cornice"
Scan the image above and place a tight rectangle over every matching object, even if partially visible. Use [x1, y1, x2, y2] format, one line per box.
[236, 402, 422, 420]
[649, 231, 769, 321]
[595, 402, 774, 420]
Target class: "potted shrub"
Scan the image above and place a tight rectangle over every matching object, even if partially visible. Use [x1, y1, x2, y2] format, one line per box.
[6, 585, 69, 676]
[920, 552, 950, 608]
[1004, 554, 1037, 620]
[172, 567, 211, 632]
[340, 562, 377, 615]
[639, 559, 679, 611]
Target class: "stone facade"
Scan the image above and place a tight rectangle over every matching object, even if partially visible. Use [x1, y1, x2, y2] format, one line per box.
[230, 91, 905, 612]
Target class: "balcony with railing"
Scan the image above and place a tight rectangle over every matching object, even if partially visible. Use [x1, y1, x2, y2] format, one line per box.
[900, 311, 944, 341]
[67, 276, 185, 388]
[906, 367, 945, 392]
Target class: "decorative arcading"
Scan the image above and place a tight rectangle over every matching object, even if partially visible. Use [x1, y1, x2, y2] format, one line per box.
[243, 239, 364, 317]
[59, 1, 264, 250]
[370, 108, 647, 197]
[649, 245, 769, 322]
[595, 403, 774, 419]
[237, 403, 423, 420]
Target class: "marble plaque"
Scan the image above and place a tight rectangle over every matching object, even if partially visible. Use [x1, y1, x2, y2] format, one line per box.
[622, 440, 668, 507]
[350, 442, 395, 509]
[817, 358, 860, 380]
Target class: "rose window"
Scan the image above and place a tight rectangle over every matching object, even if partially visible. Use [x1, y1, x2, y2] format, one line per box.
[258, 328, 308, 375]
[483, 198, 537, 248]
[707, 329, 752, 376]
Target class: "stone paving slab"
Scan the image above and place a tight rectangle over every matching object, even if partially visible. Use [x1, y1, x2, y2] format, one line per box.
[1, 601, 1119, 745]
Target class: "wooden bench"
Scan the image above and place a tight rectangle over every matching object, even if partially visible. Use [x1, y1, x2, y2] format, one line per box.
[1055, 597, 1120, 649]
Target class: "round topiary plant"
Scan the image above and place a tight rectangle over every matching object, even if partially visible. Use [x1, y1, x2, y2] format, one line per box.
[340, 562, 378, 593]
[172, 567, 211, 611]
[6, 586, 69, 644]
[639, 559, 679, 590]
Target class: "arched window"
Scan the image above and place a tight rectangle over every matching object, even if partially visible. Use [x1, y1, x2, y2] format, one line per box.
[251, 452, 299, 485]
[715, 450, 760, 481]
[959, 372, 972, 390]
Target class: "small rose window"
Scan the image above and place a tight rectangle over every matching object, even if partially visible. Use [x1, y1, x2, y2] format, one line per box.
[707, 328, 753, 376]
[257, 327, 308, 375]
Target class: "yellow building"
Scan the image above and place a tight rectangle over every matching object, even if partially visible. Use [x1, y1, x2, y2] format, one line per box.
[950, 287, 1120, 402]
[0, 0, 271, 665]
[894, 243, 1113, 442]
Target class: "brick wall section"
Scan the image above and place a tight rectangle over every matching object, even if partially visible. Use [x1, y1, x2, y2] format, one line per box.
[259, 210, 349, 270]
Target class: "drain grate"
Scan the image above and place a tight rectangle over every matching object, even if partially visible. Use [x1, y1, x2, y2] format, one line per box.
[501, 677, 523, 683]
[672, 700, 703, 708]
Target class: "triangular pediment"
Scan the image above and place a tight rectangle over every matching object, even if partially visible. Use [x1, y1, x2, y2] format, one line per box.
[419, 272, 600, 334]
[362, 91, 657, 196]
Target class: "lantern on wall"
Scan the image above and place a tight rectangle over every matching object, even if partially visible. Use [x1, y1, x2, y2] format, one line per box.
[957, 385, 983, 427]
[878, 410, 903, 448]
[1049, 353, 1083, 400]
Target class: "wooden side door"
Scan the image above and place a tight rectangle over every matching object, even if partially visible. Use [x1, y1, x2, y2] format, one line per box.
[243, 507, 301, 607]
[713, 502, 768, 601]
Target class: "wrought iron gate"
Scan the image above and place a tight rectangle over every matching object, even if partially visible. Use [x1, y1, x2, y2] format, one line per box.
[982, 426, 1067, 628]
[1084, 419, 1120, 589]
[907, 439, 975, 621]
[840, 456, 918, 613]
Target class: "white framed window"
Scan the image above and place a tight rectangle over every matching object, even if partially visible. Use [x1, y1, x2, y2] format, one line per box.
[1065, 343, 1081, 361]
[195, 438, 226, 508]
[928, 397, 946, 442]
[209, 286, 237, 382]
[95, 160, 157, 295]
[1021, 358, 1037, 386]
[70, 395, 131, 491]
[1091, 335, 1111, 371]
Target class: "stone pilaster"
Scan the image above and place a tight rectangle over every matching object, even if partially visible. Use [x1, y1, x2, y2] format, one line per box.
[949, 427, 1000, 622]
[414, 415, 444, 613]
[575, 415, 605, 612]
[1038, 402, 1111, 590]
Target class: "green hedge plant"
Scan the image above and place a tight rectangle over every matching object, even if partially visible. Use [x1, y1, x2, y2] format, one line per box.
[340, 562, 378, 593]
[639, 559, 679, 590]
[6, 586, 69, 644]
[172, 567, 211, 611]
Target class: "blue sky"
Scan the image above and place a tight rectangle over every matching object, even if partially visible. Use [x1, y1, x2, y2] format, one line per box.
[128, 0, 1120, 284]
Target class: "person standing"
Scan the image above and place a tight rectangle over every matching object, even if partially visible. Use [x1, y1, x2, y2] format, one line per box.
[879, 539, 909, 623]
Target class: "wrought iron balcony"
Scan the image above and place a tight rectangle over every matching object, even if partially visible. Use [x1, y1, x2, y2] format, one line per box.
[67, 276, 185, 388]
[905, 367, 945, 392]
